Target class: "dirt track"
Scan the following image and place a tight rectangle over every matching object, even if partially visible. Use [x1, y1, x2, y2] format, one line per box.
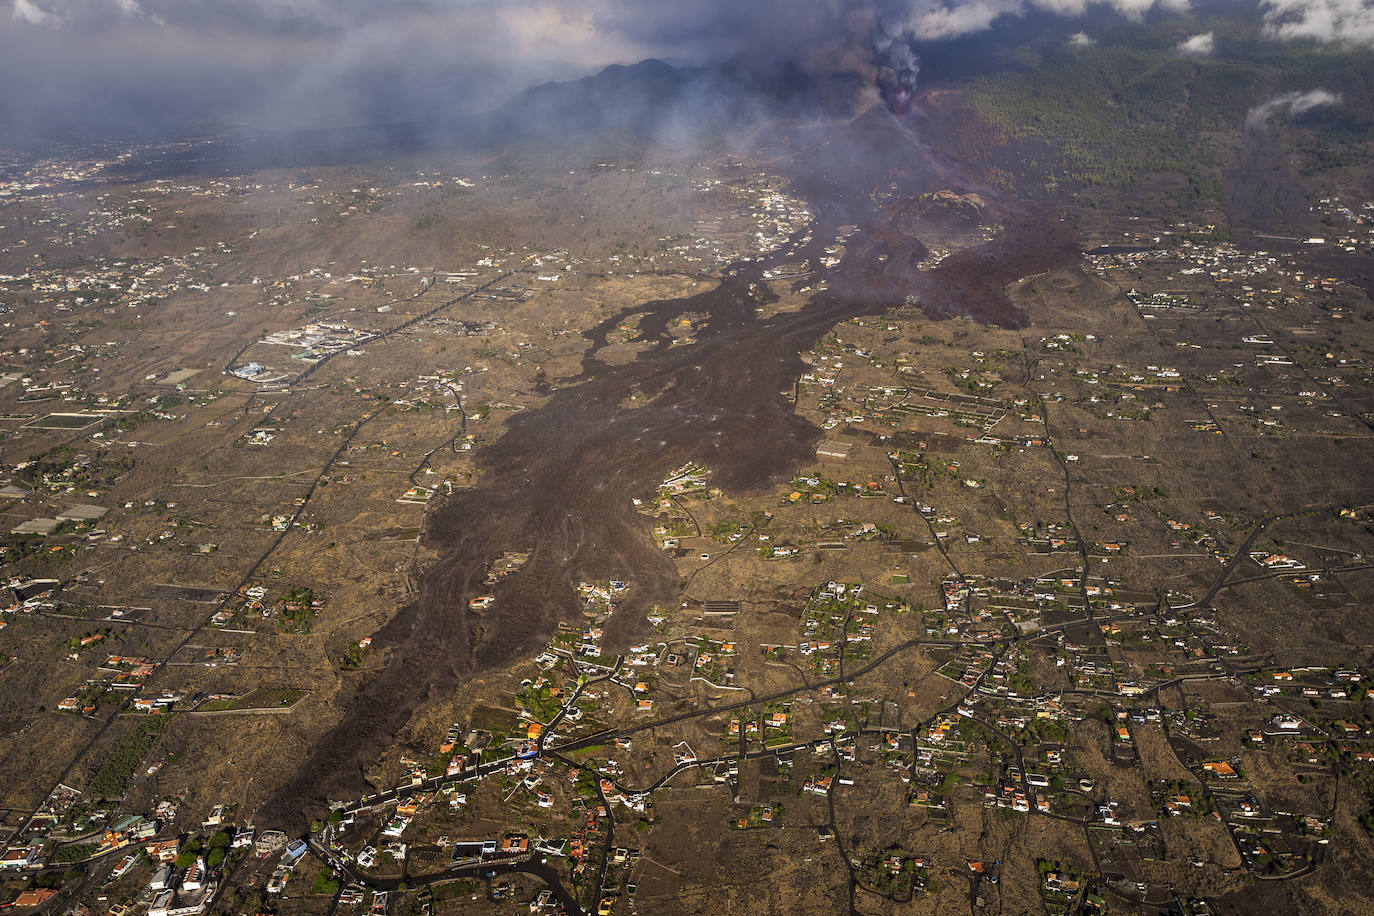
[263, 106, 1079, 826]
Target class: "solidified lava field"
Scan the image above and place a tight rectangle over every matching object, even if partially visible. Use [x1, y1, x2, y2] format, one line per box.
[265, 106, 1080, 826]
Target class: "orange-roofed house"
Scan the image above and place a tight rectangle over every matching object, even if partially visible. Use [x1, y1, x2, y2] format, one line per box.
[14, 889, 58, 907]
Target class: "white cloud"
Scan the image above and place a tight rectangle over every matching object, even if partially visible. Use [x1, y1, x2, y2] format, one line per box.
[114, 0, 163, 25]
[1261, 0, 1374, 47]
[905, 0, 1022, 41]
[1109, 0, 1173, 21]
[1245, 88, 1341, 128]
[902, 0, 1194, 40]
[1175, 30, 1213, 55]
[12, 0, 161, 25]
[1068, 30, 1095, 44]
[12, 0, 59, 25]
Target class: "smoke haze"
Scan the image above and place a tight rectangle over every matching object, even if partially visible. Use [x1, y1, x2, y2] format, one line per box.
[1, 0, 1369, 146]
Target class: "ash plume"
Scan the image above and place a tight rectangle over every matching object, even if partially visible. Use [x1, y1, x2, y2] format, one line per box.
[1245, 88, 1341, 129]
[872, 12, 921, 116]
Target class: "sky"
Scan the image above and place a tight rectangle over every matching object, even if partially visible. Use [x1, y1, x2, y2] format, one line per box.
[0, 0, 1369, 144]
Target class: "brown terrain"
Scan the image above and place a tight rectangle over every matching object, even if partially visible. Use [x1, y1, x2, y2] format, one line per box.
[265, 105, 1080, 825]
